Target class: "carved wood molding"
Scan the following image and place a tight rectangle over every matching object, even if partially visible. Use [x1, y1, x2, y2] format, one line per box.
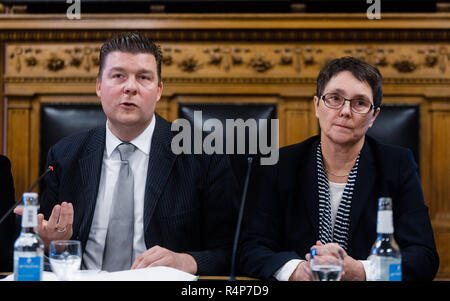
[1, 29, 449, 42]
[5, 43, 450, 78]
[4, 76, 95, 84]
[5, 76, 450, 86]
[0, 13, 449, 43]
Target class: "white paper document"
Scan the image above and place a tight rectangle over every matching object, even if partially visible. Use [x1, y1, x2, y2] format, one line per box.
[1, 266, 198, 281]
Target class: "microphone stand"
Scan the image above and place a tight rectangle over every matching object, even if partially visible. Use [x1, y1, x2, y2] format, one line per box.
[229, 157, 253, 281]
[0, 165, 54, 225]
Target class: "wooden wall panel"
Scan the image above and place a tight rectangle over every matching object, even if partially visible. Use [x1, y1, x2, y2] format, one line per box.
[430, 104, 450, 216]
[7, 98, 32, 198]
[430, 103, 450, 278]
[434, 225, 450, 278]
[0, 42, 4, 154]
[283, 100, 317, 146]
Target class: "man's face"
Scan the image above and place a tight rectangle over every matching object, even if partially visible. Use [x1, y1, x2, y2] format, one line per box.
[314, 71, 380, 146]
[96, 51, 163, 137]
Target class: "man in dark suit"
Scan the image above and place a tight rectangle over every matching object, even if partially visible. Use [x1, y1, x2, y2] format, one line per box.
[16, 32, 238, 275]
[0, 155, 15, 272]
[238, 57, 439, 281]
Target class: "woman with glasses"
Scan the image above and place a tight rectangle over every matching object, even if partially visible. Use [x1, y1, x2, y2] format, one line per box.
[238, 57, 439, 281]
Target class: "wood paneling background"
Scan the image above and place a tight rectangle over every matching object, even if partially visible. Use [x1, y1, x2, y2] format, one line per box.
[0, 13, 449, 279]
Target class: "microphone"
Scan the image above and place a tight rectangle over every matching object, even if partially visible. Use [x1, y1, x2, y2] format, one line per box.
[0, 164, 54, 225]
[229, 157, 253, 281]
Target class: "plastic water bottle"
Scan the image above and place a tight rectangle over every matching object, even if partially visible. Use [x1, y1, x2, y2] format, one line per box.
[367, 197, 402, 281]
[13, 192, 44, 281]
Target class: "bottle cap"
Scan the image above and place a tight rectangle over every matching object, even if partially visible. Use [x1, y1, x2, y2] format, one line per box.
[22, 192, 38, 199]
[378, 197, 392, 210]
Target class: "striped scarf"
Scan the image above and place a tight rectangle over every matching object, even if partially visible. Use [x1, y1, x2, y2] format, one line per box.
[317, 142, 360, 251]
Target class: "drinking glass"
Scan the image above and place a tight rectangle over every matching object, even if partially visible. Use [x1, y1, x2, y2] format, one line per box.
[49, 240, 82, 281]
[309, 245, 344, 281]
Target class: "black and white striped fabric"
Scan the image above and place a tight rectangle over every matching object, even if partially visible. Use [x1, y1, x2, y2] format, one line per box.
[317, 143, 360, 251]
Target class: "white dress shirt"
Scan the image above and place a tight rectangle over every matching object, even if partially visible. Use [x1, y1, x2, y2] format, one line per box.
[82, 116, 155, 270]
[274, 180, 370, 281]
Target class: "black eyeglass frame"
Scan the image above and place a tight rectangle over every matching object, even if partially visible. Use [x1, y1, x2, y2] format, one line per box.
[320, 93, 376, 115]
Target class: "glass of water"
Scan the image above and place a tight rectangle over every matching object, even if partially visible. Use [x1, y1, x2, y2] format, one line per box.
[309, 244, 344, 281]
[49, 240, 82, 281]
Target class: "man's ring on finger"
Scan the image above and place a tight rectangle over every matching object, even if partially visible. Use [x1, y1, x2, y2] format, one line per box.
[56, 227, 67, 233]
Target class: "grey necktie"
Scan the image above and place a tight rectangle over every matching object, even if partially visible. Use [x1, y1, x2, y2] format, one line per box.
[102, 142, 136, 272]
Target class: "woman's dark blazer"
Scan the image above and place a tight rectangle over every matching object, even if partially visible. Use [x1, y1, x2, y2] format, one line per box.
[238, 135, 439, 281]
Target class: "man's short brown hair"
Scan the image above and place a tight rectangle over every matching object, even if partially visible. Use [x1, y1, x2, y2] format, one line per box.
[97, 32, 162, 85]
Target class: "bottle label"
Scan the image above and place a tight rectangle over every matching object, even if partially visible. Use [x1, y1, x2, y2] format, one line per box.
[22, 206, 38, 228]
[17, 256, 42, 281]
[376, 210, 394, 234]
[389, 263, 402, 281]
[367, 257, 402, 281]
[367, 257, 380, 281]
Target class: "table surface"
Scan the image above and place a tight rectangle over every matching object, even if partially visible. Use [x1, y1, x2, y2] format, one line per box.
[2, 272, 449, 281]
[1, 271, 256, 280]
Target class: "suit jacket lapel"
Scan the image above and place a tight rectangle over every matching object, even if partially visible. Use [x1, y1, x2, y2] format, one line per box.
[143, 115, 177, 234]
[77, 127, 105, 245]
[348, 138, 377, 241]
[299, 138, 320, 239]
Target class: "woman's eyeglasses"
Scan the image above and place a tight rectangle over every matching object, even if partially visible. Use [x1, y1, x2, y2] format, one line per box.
[320, 93, 375, 114]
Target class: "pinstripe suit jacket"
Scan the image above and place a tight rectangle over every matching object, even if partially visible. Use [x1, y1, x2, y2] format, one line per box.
[238, 135, 439, 281]
[39, 114, 239, 275]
